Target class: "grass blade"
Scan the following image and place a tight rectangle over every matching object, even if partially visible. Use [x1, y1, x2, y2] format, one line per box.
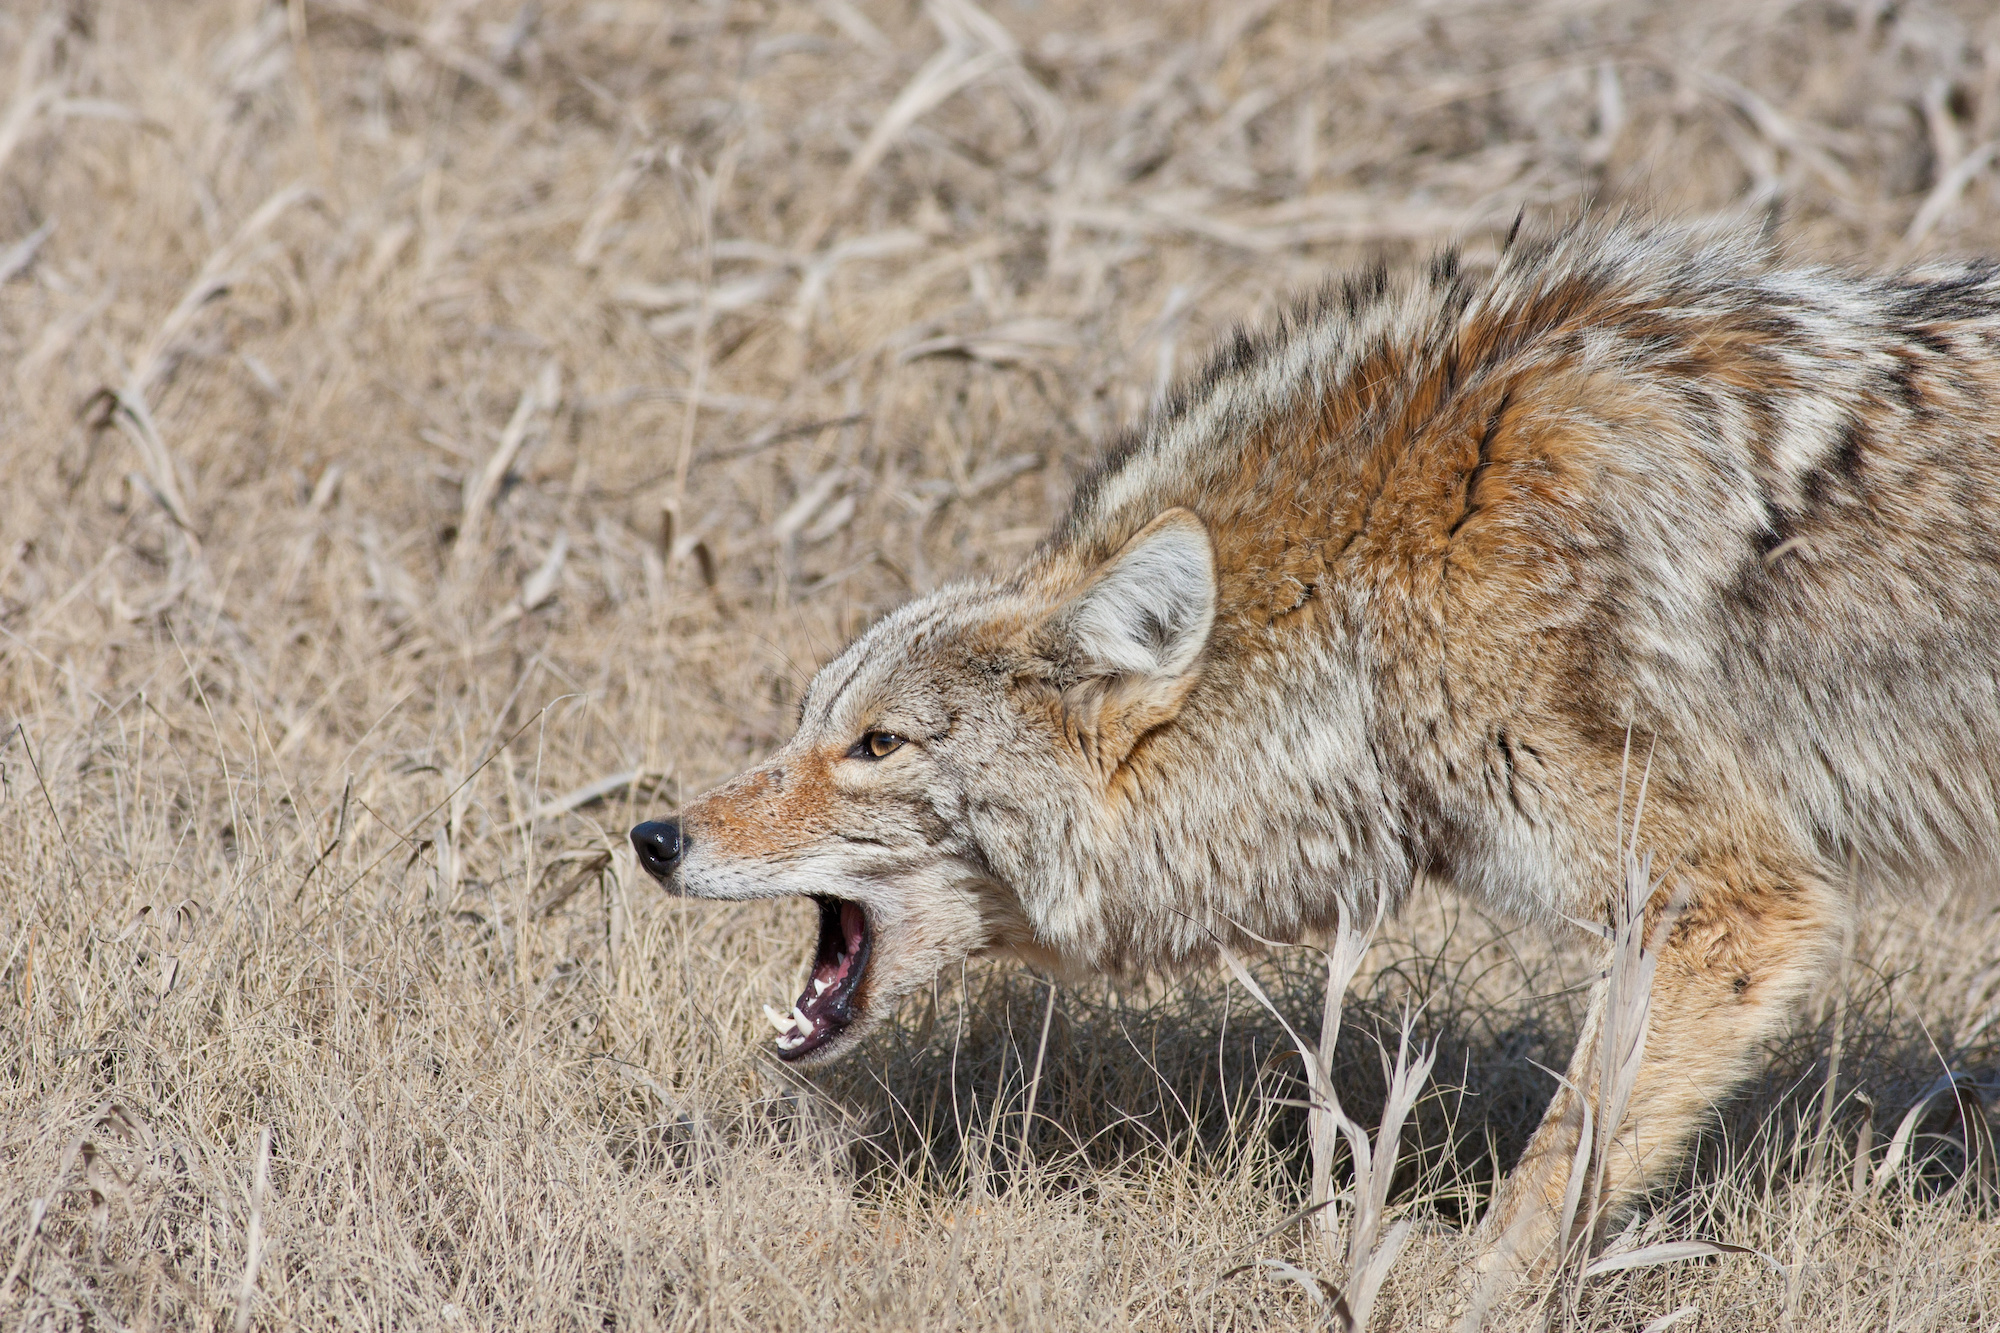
[1582, 1239, 1778, 1278]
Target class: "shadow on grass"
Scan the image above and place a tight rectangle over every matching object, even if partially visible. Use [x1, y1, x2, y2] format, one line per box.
[806, 902, 1578, 1231]
[805, 898, 2000, 1230]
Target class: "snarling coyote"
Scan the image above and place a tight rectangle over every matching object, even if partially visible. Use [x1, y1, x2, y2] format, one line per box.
[632, 219, 2000, 1280]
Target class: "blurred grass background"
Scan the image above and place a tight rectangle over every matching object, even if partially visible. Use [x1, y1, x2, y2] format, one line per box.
[3, 0, 2000, 1327]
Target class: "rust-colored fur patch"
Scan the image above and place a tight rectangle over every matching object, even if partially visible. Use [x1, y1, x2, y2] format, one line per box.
[691, 749, 840, 859]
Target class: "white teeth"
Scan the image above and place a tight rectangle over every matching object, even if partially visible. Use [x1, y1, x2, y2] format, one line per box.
[767, 1001, 821, 1048]
[812, 978, 830, 997]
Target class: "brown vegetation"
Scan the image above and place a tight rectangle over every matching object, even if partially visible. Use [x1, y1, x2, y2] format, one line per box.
[3, 0, 1999, 1328]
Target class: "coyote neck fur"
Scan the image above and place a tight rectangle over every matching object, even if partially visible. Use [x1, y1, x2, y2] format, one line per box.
[1008, 224, 2000, 968]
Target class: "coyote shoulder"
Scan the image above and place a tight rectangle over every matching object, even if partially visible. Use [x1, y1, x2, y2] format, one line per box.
[633, 219, 2000, 1276]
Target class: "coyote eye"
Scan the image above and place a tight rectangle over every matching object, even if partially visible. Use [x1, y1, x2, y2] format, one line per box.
[853, 731, 906, 760]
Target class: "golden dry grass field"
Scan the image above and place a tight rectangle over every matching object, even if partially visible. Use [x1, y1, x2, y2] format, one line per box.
[5, 1, 2000, 1329]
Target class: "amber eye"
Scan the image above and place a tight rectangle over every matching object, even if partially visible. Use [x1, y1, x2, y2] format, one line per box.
[855, 731, 906, 759]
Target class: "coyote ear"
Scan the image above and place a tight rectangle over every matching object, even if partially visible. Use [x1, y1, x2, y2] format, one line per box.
[1047, 508, 1215, 769]
[1064, 508, 1216, 678]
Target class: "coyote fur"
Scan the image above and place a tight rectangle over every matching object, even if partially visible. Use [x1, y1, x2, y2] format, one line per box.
[632, 219, 2000, 1281]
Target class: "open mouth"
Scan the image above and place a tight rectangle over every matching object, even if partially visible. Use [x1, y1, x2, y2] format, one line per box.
[762, 896, 871, 1061]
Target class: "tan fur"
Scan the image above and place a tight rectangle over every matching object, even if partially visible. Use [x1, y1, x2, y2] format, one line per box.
[638, 218, 2000, 1290]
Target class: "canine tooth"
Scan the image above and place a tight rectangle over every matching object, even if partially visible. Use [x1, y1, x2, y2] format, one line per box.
[792, 1008, 813, 1034]
[763, 1003, 797, 1034]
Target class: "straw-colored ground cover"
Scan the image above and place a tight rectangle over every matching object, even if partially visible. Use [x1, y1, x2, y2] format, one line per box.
[4, 1, 2000, 1327]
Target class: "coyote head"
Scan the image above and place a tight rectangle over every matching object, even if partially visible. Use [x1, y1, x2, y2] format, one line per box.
[631, 509, 1217, 1063]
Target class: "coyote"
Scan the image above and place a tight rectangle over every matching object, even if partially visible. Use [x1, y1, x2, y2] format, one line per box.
[632, 220, 2000, 1280]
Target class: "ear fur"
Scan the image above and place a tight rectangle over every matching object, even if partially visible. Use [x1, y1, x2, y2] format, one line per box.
[1045, 508, 1216, 772]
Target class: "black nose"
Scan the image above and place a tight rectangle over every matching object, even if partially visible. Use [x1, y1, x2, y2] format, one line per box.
[630, 819, 686, 879]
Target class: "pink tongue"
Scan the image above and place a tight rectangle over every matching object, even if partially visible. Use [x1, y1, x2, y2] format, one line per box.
[798, 904, 866, 1015]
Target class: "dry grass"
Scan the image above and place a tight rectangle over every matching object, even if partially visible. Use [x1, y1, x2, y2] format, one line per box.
[4, 0, 2000, 1328]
